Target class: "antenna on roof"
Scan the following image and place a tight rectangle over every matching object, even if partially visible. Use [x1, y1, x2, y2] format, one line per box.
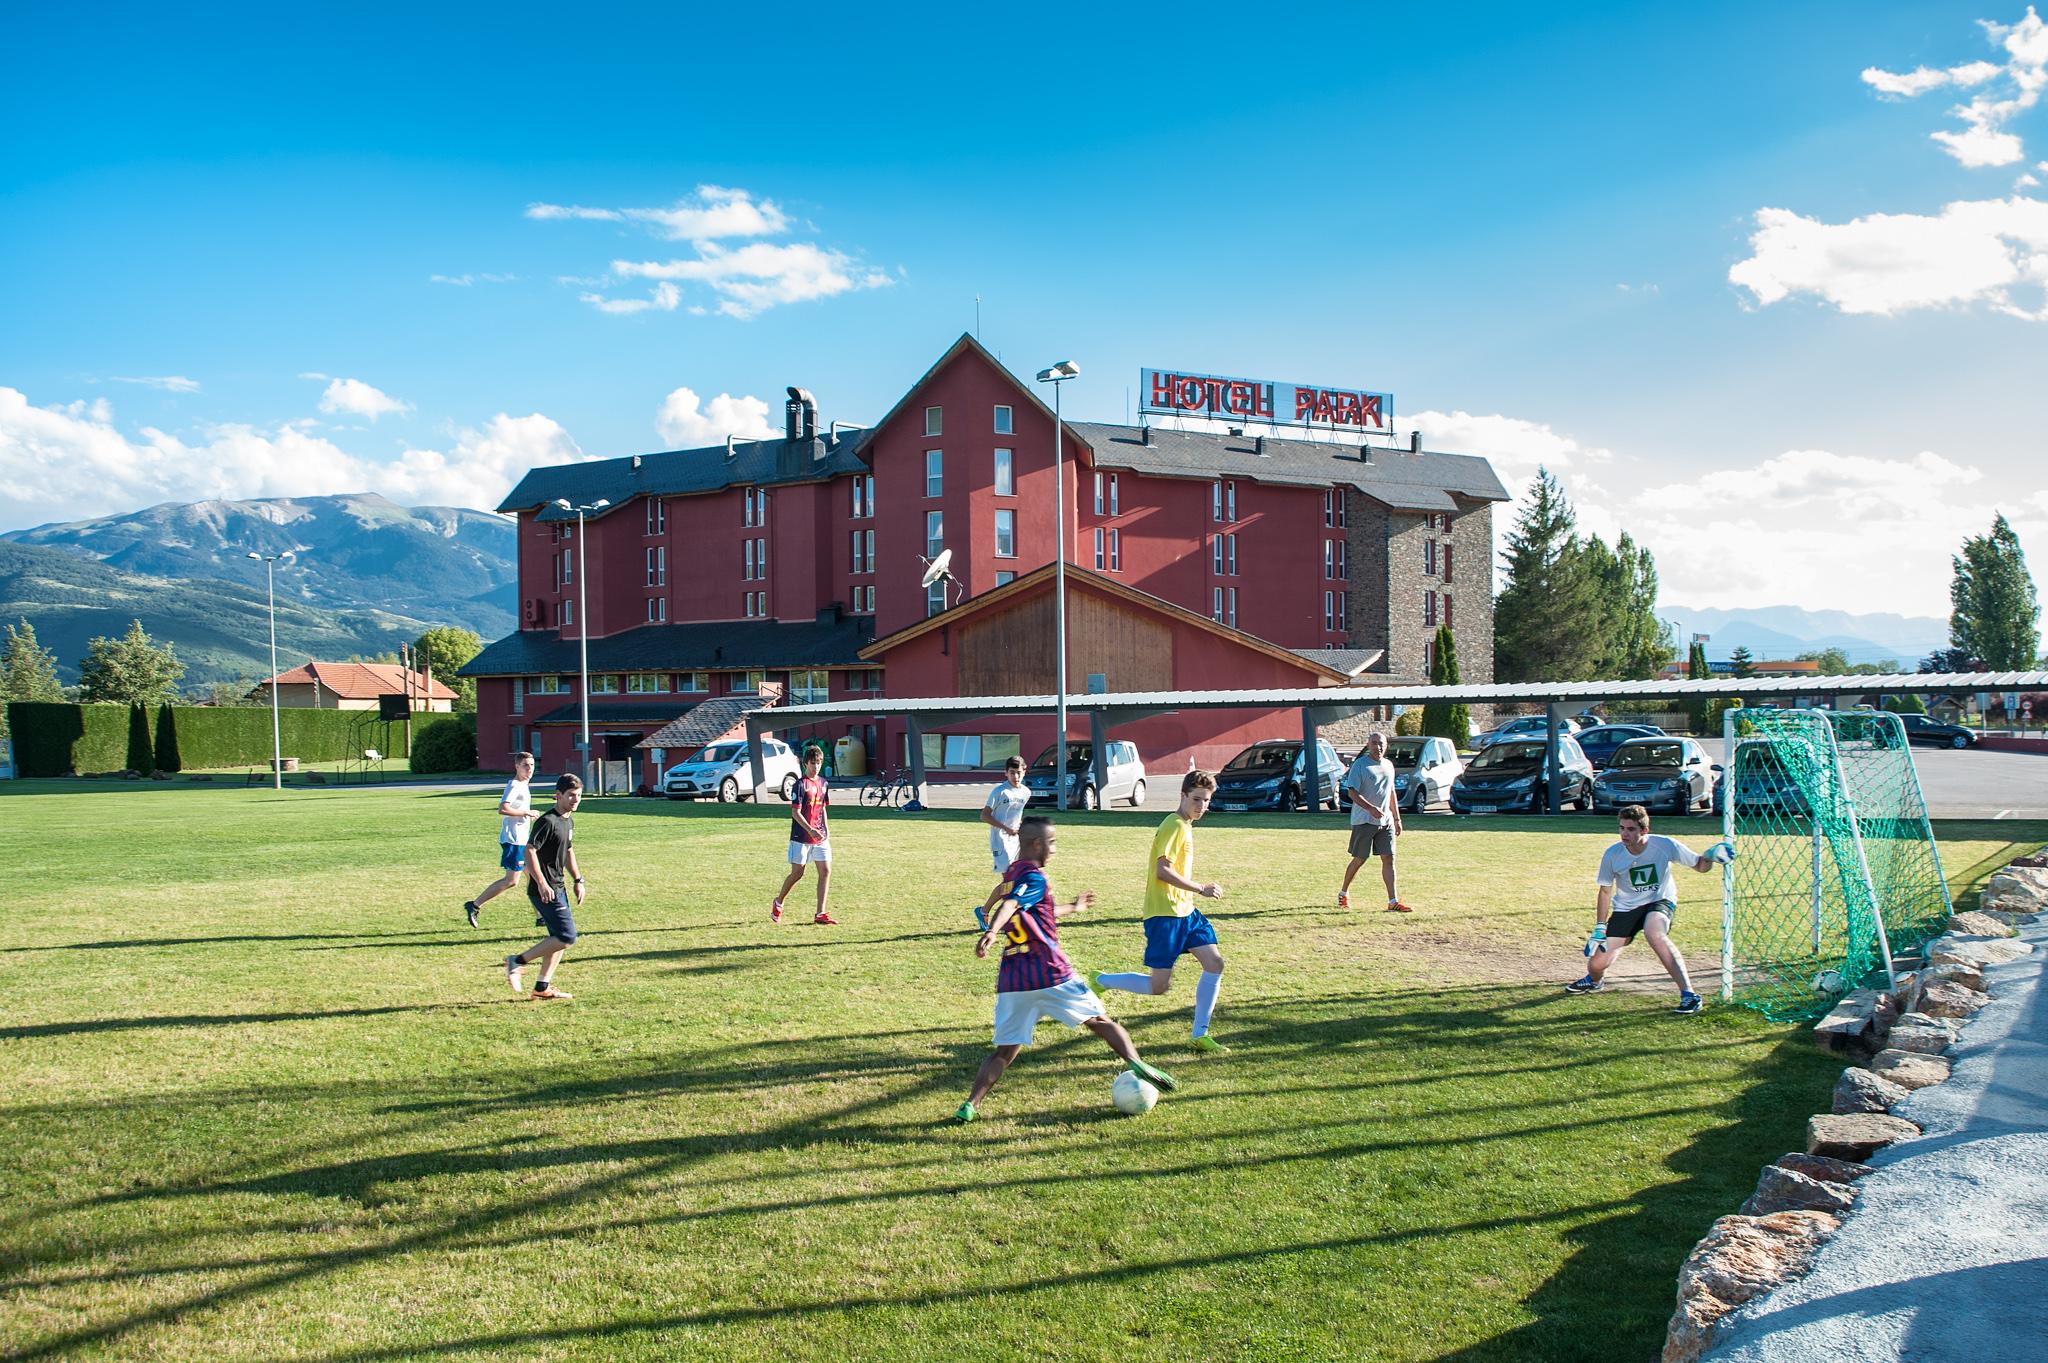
[974, 294, 981, 340]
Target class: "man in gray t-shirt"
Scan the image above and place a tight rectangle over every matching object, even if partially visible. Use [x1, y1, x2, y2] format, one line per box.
[1338, 732, 1411, 913]
[1567, 804, 1728, 1014]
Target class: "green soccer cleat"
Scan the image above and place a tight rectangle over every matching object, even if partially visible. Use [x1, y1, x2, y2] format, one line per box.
[1191, 1034, 1231, 1056]
[1129, 1058, 1178, 1092]
[951, 1102, 977, 1124]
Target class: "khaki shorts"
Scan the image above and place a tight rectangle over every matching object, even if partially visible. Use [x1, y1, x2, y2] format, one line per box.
[1348, 823, 1395, 858]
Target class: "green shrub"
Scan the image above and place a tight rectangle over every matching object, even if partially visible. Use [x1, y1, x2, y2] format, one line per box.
[125, 704, 153, 773]
[1394, 707, 1424, 736]
[5, 702, 411, 774]
[410, 715, 477, 774]
[153, 703, 182, 773]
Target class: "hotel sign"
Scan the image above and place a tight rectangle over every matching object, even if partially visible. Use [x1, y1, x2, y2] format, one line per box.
[1140, 367, 1393, 431]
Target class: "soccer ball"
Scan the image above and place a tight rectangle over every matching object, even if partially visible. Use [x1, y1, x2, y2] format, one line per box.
[1111, 1070, 1159, 1116]
[1813, 969, 1846, 996]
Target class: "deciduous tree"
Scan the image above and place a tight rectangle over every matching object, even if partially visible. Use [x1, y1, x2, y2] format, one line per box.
[77, 619, 185, 707]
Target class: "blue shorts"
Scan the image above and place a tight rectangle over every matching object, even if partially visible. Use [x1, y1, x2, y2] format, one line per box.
[528, 891, 577, 943]
[499, 842, 527, 872]
[1143, 909, 1219, 969]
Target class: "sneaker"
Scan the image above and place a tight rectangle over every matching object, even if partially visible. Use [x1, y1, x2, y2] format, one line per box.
[532, 985, 574, 1001]
[770, 899, 783, 924]
[1674, 991, 1703, 1016]
[1129, 1058, 1178, 1092]
[813, 911, 839, 926]
[973, 904, 990, 932]
[504, 954, 524, 995]
[1336, 890, 1350, 910]
[951, 1102, 977, 1124]
[464, 900, 480, 929]
[1564, 975, 1603, 995]
[1386, 900, 1415, 914]
[1191, 1034, 1231, 1056]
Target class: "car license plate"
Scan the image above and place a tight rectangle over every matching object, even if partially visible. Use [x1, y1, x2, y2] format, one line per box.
[1469, 805, 1497, 814]
[1219, 802, 1248, 813]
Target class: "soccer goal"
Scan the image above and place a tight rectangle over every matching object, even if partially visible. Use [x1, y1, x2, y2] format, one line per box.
[1718, 707, 1953, 1021]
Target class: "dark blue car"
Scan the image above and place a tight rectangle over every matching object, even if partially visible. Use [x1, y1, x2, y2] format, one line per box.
[1575, 723, 1666, 770]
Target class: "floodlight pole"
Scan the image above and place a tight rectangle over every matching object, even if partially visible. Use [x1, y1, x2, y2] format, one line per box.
[556, 497, 610, 792]
[1037, 361, 1078, 811]
[248, 550, 292, 790]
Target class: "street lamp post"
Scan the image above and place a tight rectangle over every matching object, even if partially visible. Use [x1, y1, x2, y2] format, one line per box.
[246, 550, 294, 791]
[1035, 360, 1080, 812]
[554, 497, 611, 791]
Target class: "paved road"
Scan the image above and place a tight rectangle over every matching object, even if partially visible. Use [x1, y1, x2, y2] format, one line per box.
[1702, 914, 2048, 1362]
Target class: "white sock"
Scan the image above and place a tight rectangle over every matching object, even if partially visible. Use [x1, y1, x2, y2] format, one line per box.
[1096, 972, 1151, 994]
[1192, 970, 1222, 1037]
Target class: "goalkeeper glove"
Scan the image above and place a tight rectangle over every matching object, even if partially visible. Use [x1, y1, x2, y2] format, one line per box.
[1584, 923, 1607, 957]
[1704, 840, 1736, 865]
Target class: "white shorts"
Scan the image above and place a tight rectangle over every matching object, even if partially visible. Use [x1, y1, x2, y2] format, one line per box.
[991, 834, 1019, 875]
[787, 840, 831, 865]
[993, 978, 1107, 1047]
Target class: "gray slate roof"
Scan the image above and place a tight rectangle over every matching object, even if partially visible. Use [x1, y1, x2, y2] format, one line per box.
[1070, 422, 1508, 511]
[1292, 647, 1386, 677]
[499, 434, 871, 520]
[459, 616, 876, 678]
[635, 697, 760, 751]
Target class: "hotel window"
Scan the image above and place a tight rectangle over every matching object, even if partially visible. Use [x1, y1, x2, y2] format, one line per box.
[1095, 527, 1106, 570]
[925, 450, 943, 497]
[1226, 587, 1237, 627]
[1423, 590, 1439, 626]
[1442, 544, 1454, 584]
[926, 578, 946, 618]
[590, 674, 620, 695]
[1443, 594, 1454, 629]
[1226, 481, 1237, 520]
[925, 510, 943, 559]
[744, 539, 755, 579]
[1212, 587, 1224, 622]
[994, 509, 1016, 558]
[1424, 539, 1438, 576]
[1108, 528, 1121, 572]
[561, 598, 574, 626]
[851, 473, 873, 518]
[1325, 541, 1333, 578]
[646, 597, 668, 623]
[994, 447, 1014, 495]
[743, 487, 765, 527]
[1213, 534, 1224, 574]
[646, 497, 666, 535]
[677, 671, 709, 693]
[1227, 533, 1237, 575]
[729, 670, 766, 694]
[1211, 481, 1223, 522]
[845, 668, 880, 691]
[1109, 474, 1119, 515]
[858, 584, 877, 613]
[925, 405, 942, 437]
[1336, 591, 1349, 631]
[646, 546, 666, 586]
[791, 669, 829, 704]
[993, 404, 1012, 434]
[1323, 489, 1336, 527]
[850, 530, 863, 574]
[1094, 471, 1105, 515]
[560, 547, 572, 585]
[755, 538, 767, 577]
[1324, 591, 1335, 631]
[531, 675, 567, 695]
[995, 570, 1015, 586]
[624, 673, 667, 694]
[1336, 494, 1347, 528]
[510, 677, 524, 714]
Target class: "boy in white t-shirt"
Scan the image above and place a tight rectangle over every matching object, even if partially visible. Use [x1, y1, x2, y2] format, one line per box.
[973, 755, 1034, 930]
[1566, 803, 1731, 1015]
[465, 751, 535, 928]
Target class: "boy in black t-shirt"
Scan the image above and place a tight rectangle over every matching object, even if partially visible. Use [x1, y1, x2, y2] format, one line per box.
[505, 774, 585, 1001]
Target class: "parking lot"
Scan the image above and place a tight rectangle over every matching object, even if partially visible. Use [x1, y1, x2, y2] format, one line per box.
[889, 738, 2048, 821]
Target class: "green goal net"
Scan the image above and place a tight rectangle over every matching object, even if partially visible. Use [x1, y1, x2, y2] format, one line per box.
[1718, 707, 1952, 1022]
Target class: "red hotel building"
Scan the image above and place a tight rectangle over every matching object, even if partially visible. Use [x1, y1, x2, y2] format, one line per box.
[465, 334, 1509, 781]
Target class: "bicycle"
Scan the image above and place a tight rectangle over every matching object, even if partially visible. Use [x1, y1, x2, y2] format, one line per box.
[859, 768, 913, 808]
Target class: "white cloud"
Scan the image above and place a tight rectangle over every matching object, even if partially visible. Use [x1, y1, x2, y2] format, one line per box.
[528, 185, 789, 241]
[654, 387, 780, 447]
[579, 282, 681, 315]
[313, 376, 413, 420]
[611, 241, 892, 318]
[1728, 196, 2048, 318]
[1862, 7, 2048, 167]
[429, 272, 519, 286]
[109, 375, 201, 394]
[0, 387, 587, 531]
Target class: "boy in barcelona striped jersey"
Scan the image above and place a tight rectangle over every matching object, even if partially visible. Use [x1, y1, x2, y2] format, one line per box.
[953, 816, 1176, 1123]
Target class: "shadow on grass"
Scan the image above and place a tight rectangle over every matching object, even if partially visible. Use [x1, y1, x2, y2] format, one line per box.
[0, 1000, 496, 1041]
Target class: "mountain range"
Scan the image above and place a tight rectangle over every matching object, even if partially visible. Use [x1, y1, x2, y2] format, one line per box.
[1658, 604, 1949, 668]
[0, 493, 515, 686]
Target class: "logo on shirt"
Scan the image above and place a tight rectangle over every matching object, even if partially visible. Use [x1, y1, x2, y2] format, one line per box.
[1628, 864, 1658, 889]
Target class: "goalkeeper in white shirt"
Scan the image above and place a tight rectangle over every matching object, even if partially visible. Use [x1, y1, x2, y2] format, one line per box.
[1566, 804, 1731, 1015]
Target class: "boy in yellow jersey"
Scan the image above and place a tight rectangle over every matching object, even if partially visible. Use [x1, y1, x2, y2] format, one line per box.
[1094, 769, 1230, 1054]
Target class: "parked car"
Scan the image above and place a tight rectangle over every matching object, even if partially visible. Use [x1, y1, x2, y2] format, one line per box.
[1574, 723, 1667, 769]
[1022, 740, 1148, 809]
[1212, 738, 1347, 812]
[1382, 735, 1464, 812]
[1590, 737, 1717, 815]
[1448, 736, 1595, 813]
[1713, 740, 1814, 819]
[663, 737, 801, 803]
[1897, 714, 1978, 749]
[1470, 715, 1582, 752]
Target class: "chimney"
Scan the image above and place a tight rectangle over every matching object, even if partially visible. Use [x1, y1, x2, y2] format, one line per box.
[1140, 424, 1153, 447]
[632, 455, 643, 471]
[1254, 435, 1267, 457]
[1410, 430, 1422, 453]
[725, 435, 737, 460]
[787, 386, 817, 441]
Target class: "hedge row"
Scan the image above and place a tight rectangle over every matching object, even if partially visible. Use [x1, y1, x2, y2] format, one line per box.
[6, 702, 415, 776]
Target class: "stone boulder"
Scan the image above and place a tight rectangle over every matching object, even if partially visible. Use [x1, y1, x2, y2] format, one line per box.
[1808, 1112, 1920, 1160]
[1918, 978, 1992, 1020]
[1833, 1066, 1911, 1113]
[1773, 1151, 1874, 1184]
[1662, 1211, 1840, 1363]
[1740, 1164, 1857, 1217]
[1929, 934, 2033, 969]
[1886, 1021, 1955, 1056]
[1869, 1048, 1951, 1090]
[1944, 910, 2019, 939]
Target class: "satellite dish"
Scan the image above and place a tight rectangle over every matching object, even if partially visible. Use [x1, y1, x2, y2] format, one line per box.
[919, 549, 955, 588]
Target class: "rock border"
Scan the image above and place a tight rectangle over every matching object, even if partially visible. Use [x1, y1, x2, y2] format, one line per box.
[1660, 855, 2047, 1363]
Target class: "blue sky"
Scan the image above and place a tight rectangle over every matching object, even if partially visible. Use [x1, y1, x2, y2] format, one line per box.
[4, 1, 2046, 618]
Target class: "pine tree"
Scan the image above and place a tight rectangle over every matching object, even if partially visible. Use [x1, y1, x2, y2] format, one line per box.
[77, 619, 185, 707]
[1, 617, 65, 740]
[1421, 625, 1470, 748]
[1686, 640, 1712, 733]
[1583, 532, 1676, 679]
[1494, 469, 1603, 682]
[1728, 645, 1756, 678]
[1950, 513, 2040, 669]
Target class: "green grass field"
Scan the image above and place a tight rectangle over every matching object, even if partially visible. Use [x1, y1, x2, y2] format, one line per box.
[3, 783, 2039, 1362]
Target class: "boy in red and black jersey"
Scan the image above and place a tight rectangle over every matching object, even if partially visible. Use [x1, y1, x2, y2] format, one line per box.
[772, 745, 837, 925]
